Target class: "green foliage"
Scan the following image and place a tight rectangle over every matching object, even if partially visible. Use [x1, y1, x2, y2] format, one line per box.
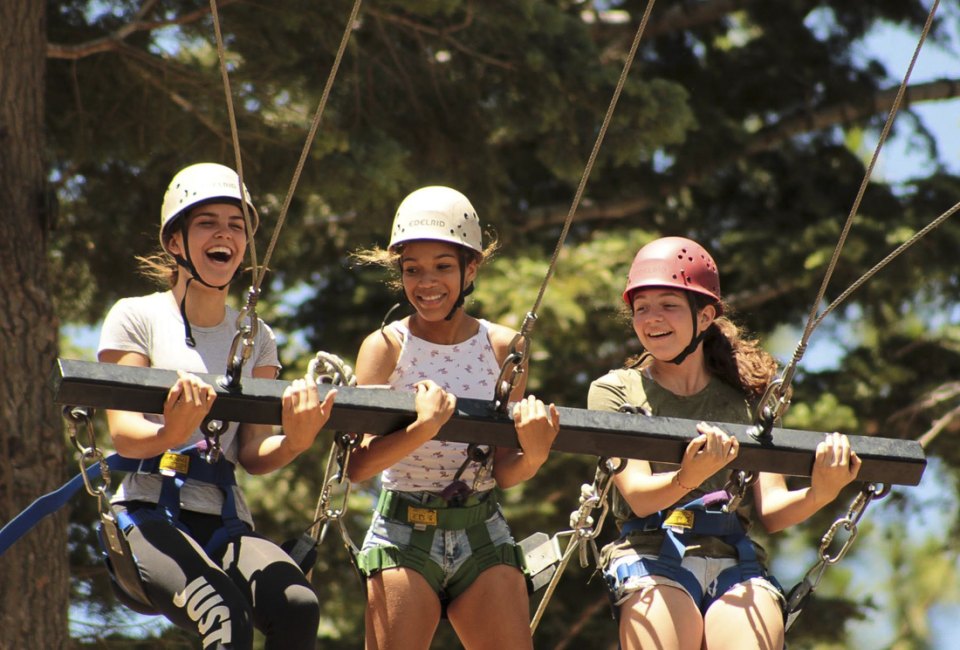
[46, 0, 960, 646]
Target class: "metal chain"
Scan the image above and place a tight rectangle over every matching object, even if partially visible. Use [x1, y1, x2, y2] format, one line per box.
[530, 457, 625, 634]
[64, 406, 112, 515]
[493, 0, 658, 405]
[721, 469, 757, 513]
[309, 431, 361, 547]
[295, 351, 361, 577]
[784, 482, 890, 630]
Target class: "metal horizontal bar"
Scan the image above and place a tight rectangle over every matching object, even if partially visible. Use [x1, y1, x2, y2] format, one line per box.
[52, 359, 926, 485]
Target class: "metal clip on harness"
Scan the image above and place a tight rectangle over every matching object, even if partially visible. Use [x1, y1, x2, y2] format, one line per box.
[64, 406, 154, 608]
[219, 287, 260, 391]
[284, 352, 360, 576]
[528, 456, 626, 634]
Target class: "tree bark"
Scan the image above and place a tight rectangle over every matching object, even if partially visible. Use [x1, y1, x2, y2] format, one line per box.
[0, 2, 68, 648]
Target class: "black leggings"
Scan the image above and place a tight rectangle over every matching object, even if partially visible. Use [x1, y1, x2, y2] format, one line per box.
[119, 502, 319, 650]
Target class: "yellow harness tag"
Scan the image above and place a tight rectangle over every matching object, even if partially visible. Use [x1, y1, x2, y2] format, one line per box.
[664, 509, 695, 530]
[407, 506, 438, 527]
[159, 452, 190, 477]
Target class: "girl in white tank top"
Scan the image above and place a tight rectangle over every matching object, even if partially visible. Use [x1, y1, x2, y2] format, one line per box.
[349, 186, 560, 650]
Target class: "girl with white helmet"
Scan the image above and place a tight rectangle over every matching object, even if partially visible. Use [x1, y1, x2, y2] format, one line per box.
[97, 162, 336, 649]
[589, 236, 862, 650]
[349, 186, 560, 650]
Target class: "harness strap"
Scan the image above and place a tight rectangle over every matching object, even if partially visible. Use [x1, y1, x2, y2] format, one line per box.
[0, 448, 241, 556]
[375, 490, 499, 530]
[130, 448, 246, 555]
[615, 492, 772, 612]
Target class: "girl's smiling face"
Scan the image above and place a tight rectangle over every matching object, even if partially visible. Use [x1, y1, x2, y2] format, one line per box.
[631, 288, 713, 360]
[399, 240, 477, 321]
[167, 202, 247, 284]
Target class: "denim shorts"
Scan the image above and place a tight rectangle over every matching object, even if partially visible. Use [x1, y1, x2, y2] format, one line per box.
[358, 491, 519, 601]
[605, 553, 785, 611]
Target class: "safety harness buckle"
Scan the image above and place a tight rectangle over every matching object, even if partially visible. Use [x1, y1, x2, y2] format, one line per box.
[158, 451, 189, 477]
[407, 506, 439, 528]
[663, 508, 695, 532]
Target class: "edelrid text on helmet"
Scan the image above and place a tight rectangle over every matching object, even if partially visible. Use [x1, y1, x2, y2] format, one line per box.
[623, 236, 722, 314]
[388, 186, 482, 254]
[159, 162, 259, 252]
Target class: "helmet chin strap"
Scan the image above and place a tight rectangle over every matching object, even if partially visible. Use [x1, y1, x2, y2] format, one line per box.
[171, 221, 234, 348]
[443, 248, 474, 321]
[444, 282, 474, 321]
[669, 293, 707, 365]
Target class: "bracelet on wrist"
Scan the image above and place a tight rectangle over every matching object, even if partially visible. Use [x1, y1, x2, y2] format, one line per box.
[673, 471, 698, 491]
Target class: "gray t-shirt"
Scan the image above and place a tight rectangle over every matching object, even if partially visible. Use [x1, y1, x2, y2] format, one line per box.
[98, 291, 280, 526]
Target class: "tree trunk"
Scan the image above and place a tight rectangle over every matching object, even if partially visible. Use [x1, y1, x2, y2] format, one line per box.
[0, 2, 69, 648]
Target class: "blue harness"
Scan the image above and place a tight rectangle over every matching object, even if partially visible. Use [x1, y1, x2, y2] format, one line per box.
[0, 444, 243, 612]
[115, 446, 247, 554]
[611, 490, 779, 614]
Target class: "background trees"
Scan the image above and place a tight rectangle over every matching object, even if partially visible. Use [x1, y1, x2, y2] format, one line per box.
[4, 1, 960, 647]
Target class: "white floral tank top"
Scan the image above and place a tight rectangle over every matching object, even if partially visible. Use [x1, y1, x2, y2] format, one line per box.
[380, 319, 501, 493]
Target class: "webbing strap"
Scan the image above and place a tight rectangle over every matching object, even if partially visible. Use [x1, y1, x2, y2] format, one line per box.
[0, 452, 127, 555]
[375, 490, 498, 530]
[0, 448, 236, 556]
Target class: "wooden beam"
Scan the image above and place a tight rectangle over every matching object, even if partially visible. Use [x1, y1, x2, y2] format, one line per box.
[52, 359, 926, 485]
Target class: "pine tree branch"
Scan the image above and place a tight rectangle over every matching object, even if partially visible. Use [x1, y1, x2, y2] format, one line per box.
[520, 78, 960, 231]
[46, 0, 241, 60]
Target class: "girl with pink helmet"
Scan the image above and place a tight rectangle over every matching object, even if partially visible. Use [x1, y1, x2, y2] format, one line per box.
[589, 236, 861, 650]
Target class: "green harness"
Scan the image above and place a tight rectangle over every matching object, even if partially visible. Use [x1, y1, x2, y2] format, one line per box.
[357, 490, 524, 603]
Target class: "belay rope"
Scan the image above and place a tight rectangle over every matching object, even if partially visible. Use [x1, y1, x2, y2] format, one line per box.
[743, 0, 948, 631]
[206, 0, 363, 391]
[492, 0, 659, 410]
[508, 0, 661, 632]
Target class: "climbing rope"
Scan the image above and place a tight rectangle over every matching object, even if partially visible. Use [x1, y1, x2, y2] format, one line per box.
[493, 0, 659, 410]
[207, 0, 363, 386]
[753, 0, 942, 428]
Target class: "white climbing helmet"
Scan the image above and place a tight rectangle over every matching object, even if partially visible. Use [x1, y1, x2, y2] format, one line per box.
[159, 162, 258, 252]
[388, 186, 482, 254]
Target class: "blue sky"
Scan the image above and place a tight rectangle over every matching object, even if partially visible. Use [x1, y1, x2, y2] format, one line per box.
[858, 18, 960, 183]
